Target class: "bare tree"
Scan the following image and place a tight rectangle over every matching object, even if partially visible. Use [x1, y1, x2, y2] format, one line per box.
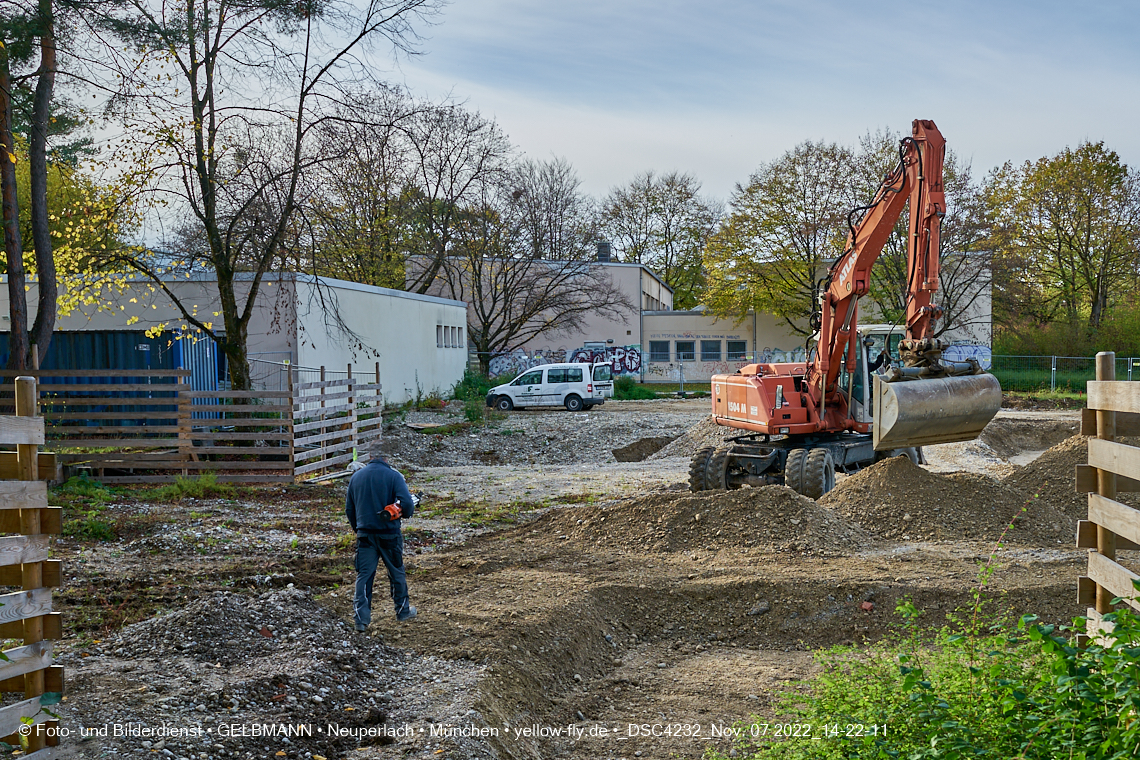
[600, 170, 720, 309]
[93, 0, 440, 389]
[430, 158, 632, 374]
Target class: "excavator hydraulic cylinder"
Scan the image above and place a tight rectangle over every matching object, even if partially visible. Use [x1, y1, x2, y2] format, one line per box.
[872, 373, 1002, 450]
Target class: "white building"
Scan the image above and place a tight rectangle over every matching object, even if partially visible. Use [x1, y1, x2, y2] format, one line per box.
[0, 273, 468, 403]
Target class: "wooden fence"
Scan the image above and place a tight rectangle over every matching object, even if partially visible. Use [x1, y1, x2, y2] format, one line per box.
[0, 378, 62, 754]
[0, 365, 383, 484]
[1075, 351, 1140, 641]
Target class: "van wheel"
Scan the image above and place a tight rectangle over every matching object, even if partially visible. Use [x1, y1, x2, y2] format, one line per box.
[494, 396, 514, 411]
[564, 395, 584, 412]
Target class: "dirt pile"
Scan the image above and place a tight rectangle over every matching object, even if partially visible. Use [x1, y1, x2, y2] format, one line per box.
[650, 415, 736, 460]
[820, 456, 1070, 543]
[529, 485, 871, 555]
[1002, 434, 1089, 520]
[612, 436, 677, 462]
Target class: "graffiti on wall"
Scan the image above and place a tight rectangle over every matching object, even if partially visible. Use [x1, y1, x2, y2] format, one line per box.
[487, 344, 644, 377]
[569, 345, 642, 375]
[943, 343, 993, 370]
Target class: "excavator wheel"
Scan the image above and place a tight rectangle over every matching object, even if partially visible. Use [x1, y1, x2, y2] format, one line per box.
[689, 446, 716, 492]
[784, 449, 807, 495]
[706, 447, 733, 491]
[802, 448, 836, 499]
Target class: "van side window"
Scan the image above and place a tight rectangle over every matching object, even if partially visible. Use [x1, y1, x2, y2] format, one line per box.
[547, 369, 566, 384]
[566, 367, 583, 383]
[593, 365, 612, 382]
[512, 370, 543, 386]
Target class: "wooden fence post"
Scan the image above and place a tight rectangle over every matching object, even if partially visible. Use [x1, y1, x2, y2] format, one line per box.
[16, 377, 44, 753]
[1095, 352, 1118, 616]
[347, 364, 358, 459]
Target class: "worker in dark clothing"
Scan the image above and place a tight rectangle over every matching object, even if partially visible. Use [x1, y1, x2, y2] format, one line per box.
[346, 443, 418, 631]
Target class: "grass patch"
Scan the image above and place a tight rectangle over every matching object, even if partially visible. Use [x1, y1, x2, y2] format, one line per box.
[52, 474, 121, 508]
[419, 497, 542, 526]
[149, 472, 236, 502]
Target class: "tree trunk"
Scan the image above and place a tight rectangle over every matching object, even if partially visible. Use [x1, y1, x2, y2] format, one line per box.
[28, 0, 57, 369]
[0, 49, 28, 371]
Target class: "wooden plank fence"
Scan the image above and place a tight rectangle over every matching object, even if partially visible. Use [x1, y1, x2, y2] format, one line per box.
[292, 364, 384, 477]
[0, 365, 383, 484]
[0, 377, 63, 755]
[1075, 351, 1140, 641]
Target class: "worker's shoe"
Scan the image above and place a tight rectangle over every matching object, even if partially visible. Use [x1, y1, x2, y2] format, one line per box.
[397, 606, 417, 622]
[355, 623, 368, 633]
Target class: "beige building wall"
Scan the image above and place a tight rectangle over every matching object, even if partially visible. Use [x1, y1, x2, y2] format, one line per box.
[642, 310, 806, 384]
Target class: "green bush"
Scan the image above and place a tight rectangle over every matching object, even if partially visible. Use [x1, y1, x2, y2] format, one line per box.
[463, 397, 485, 424]
[452, 369, 496, 401]
[151, 472, 236, 502]
[707, 592, 1140, 760]
[613, 375, 657, 400]
[54, 474, 119, 505]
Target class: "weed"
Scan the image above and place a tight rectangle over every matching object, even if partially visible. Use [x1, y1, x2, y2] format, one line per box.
[613, 375, 657, 400]
[463, 397, 485, 424]
[53, 475, 120, 508]
[149, 473, 236, 502]
[451, 369, 496, 401]
[419, 390, 447, 410]
[62, 515, 116, 541]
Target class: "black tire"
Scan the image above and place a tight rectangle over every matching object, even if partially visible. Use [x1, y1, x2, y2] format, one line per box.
[875, 447, 919, 464]
[565, 394, 584, 412]
[689, 446, 715, 492]
[494, 396, 514, 412]
[802, 448, 836, 499]
[706, 446, 732, 490]
[784, 448, 807, 495]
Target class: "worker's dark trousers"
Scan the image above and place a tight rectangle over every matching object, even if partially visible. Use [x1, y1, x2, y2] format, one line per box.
[354, 532, 410, 627]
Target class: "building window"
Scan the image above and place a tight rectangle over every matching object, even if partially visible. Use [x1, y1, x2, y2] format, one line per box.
[700, 340, 721, 362]
[649, 341, 670, 362]
[436, 325, 443, 348]
[727, 340, 747, 361]
[676, 340, 695, 362]
[458, 327, 464, 348]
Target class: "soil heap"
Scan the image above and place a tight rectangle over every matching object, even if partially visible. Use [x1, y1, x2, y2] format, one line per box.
[650, 416, 735, 460]
[820, 456, 1070, 543]
[1002, 434, 1140, 520]
[530, 485, 871, 555]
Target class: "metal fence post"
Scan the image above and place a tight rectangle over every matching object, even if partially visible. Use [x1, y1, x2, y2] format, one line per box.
[1051, 355, 1057, 392]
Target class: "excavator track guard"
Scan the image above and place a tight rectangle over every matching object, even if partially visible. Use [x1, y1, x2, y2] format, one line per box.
[873, 373, 1002, 451]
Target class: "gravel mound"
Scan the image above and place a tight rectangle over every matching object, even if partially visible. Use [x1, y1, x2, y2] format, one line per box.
[532, 485, 871, 555]
[649, 416, 737, 460]
[821, 456, 1070, 543]
[979, 417, 1079, 459]
[87, 587, 490, 759]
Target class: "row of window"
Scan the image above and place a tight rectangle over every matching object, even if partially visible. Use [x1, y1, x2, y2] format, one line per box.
[437, 325, 464, 349]
[648, 340, 748, 363]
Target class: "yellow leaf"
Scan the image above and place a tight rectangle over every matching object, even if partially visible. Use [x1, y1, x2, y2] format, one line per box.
[7, 152, 15, 164]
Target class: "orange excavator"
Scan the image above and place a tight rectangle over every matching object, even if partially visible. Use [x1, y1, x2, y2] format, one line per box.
[690, 120, 1002, 499]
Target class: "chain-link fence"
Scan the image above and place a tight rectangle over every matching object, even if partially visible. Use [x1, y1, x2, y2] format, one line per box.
[991, 355, 1140, 393]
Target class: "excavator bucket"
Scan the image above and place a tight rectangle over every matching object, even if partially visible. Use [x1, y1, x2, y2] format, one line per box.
[873, 373, 1002, 451]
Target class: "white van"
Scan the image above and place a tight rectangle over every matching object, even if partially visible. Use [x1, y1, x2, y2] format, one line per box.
[486, 363, 608, 412]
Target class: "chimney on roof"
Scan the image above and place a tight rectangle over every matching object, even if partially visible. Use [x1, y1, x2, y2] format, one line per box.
[596, 241, 612, 263]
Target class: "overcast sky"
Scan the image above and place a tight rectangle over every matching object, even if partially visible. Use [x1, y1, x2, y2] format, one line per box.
[390, 0, 1140, 200]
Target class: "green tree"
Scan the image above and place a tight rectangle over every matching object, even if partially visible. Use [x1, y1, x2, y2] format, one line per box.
[600, 170, 720, 309]
[988, 142, 1140, 342]
[703, 141, 854, 335]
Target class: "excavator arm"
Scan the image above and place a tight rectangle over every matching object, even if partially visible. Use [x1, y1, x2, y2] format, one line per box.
[809, 119, 1001, 450]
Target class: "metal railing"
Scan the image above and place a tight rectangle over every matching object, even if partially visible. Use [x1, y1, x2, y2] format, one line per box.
[991, 355, 1140, 393]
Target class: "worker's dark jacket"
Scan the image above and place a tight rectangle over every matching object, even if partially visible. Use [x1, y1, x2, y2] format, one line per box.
[345, 460, 415, 537]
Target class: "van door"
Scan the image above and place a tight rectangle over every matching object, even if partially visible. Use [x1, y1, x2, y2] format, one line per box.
[544, 368, 567, 406]
[592, 364, 614, 397]
[563, 366, 585, 404]
[510, 369, 545, 407]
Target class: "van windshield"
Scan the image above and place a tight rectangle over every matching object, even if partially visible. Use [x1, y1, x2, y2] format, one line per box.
[593, 365, 612, 382]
